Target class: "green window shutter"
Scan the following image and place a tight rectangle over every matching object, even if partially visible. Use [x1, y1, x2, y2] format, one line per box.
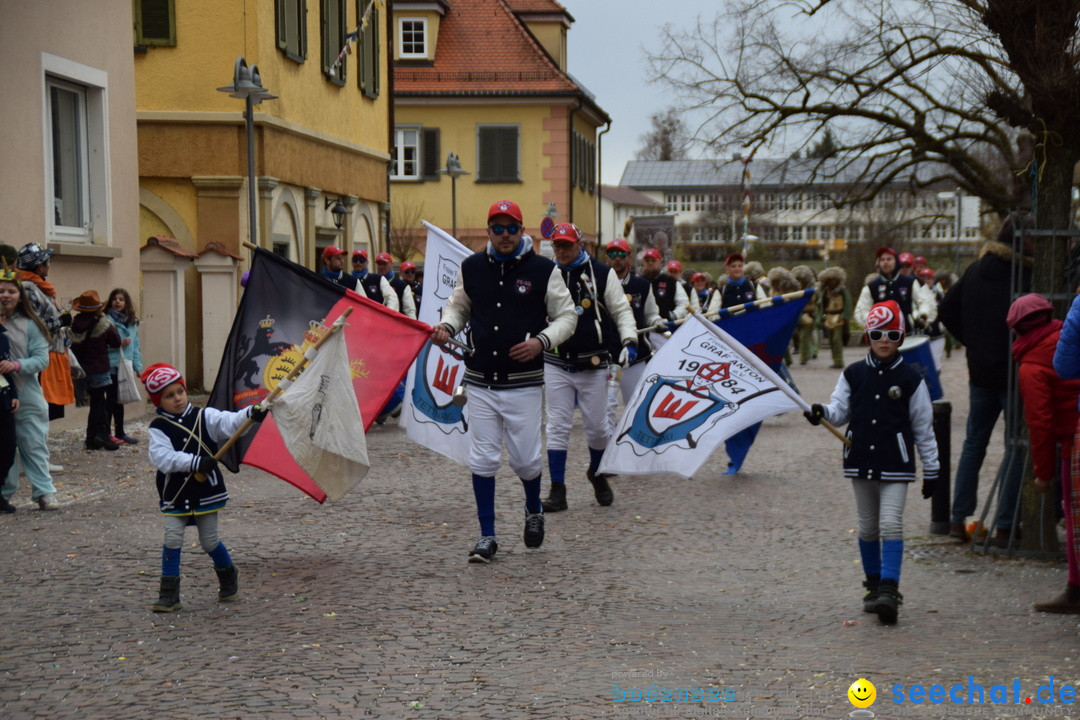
[588, 141, 596, 193]
[322, 0, 345, 83]
[358, 2, 380, 98]
[478, 126, 519, 183]
[134, 0, 175, 47]
[421, 128, 441, 181]
[277, 0, 307, 61]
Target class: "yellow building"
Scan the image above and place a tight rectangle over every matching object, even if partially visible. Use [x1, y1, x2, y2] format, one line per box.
[0, 0, 140, 308]
[391, 0, 610, 253]
[136, 0, 392, 385]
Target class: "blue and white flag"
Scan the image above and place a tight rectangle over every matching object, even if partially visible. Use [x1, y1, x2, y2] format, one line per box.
[599, 313, 810, 478]
[400, 222, 472, 465]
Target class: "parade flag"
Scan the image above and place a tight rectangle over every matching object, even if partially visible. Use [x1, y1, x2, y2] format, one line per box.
[400, 221, 472, 466]
[209, 248, 430, 501]
[713, 288, 815, 370]
[266, 327, 369, 502]
[599, 313, 808, 479]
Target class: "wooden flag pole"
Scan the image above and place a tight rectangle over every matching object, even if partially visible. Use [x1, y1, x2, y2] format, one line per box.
[193, 306, 353, 481]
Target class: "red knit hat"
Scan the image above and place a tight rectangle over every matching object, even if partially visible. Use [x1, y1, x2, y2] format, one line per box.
[1006, 294, 1054, 333]
[141, 363, 185, 407]
[865, 300, 905, 340]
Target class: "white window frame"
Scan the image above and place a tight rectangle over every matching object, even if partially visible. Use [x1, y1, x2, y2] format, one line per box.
[398, 17, 427, 59]
[42, 53, 110, 244]
[391, 126, 421, 180]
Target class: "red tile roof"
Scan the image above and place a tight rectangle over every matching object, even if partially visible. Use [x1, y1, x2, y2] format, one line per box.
[505, 0, 573, 19]
[394, 0, 580, 96]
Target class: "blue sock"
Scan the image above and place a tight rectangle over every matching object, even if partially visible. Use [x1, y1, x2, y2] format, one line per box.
[161, 545, 181, 577]
[548, 449, 567, 484]
[472, 474, 496, 536]
[208, 541, 233, 569]
[521, 475, 542, 514]
[588, 446, 604, 474]
[858, 539, 881, 578]
[881, 539, 904, 582]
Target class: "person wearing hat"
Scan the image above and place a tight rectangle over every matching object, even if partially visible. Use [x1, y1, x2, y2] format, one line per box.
[68, 290, 122, 451]
[12, 243, 74, 438]
[431, 199, 576, 563]
[540, 223, 637, 513]
[854, 247, 936, 331]
[320, 245, 356, 290]
[690, 272, 721, 315]
[603, 238, 661, 426]
[805, 299, 939, 623]
[1009, 294, 1080, 613]
[717, 253, 767, 308]
[142, 362, 268, 612]
[400, 261, 422, 314]
[375, 252, 416, 319]
[640, 248, 689, 324]
[667, 260, 700, 314]
[349, 248, 398, 310]
[817, 266, 852, 369]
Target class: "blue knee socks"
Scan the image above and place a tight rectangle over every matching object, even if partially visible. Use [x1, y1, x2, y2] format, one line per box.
[881, 539, 903, 582]
[162, 545, 181, 577]
[588, 447, 604, 474]
[472, 474, 496, 536]
[208, 541, 233, 569]
[858, 539, 881, 578]
[548, 449, 567, 484]
[521, 475, 542, 514]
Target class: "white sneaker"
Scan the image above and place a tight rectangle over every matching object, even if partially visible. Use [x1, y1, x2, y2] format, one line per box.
[49, 463, 64, 474]
[37, 493, 60, 511]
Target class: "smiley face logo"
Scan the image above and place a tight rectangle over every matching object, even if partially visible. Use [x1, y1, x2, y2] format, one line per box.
[848, 678, 876, 708]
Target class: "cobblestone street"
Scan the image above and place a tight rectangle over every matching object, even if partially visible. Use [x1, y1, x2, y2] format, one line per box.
[2, 346, 1076, 720]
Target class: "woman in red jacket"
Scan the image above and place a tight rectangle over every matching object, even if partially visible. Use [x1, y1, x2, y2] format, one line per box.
[1008, 294, 1080, 613]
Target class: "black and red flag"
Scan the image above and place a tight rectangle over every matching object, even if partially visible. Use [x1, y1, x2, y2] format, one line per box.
[209, 248, 430, 502]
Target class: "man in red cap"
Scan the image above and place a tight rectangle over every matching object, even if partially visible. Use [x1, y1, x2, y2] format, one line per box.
[375, 252, 415, 318]
[854, 247, 935, 331]
[603, 238, 661, 421]
[431, 200, 577, 563]
[349, 248, 398, 310]
[667, 259, 700, 313]
[321, 245, 356, 290]
[400, 261, 422, 314]
[540, 223, 637, 513]
[640, 248, 689, 325]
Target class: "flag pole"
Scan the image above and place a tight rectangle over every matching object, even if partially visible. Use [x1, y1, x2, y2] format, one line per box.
[691, 313, 850, 447]
[636, 290, 813, 333]
[194, 307, 354, 481]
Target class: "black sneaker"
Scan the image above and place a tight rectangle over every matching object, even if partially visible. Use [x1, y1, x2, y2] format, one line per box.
[468, 536, 498, 563]
[0, 496, 16, 513]
[862, 576, 880, 613]
[523, 511, 545, 548]
[873, 579, 903, 623]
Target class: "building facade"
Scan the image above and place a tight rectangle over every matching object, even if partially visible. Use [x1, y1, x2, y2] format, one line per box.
[135, 0, 392, 384]
[390, 0, 610, 252]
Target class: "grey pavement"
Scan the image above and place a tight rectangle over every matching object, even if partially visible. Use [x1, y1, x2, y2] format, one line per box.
[1, 346, 1077, 720]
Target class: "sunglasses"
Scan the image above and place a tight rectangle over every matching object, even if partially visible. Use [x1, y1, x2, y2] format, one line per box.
[607, 250, 628, 259]
[352, 257, 367, 262]
[489, 224, 520, 236]
[868, 329, 903, 343]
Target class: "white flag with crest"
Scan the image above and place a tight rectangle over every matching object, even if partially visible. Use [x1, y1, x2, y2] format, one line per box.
[599, 313, 807, 478]
[400, 222, 473, 465]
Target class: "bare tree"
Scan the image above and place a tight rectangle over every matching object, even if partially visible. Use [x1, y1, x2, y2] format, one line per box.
[636, 109, 692, 161]
[388, 196, 425, 262]
[647, 0, 1079, 288]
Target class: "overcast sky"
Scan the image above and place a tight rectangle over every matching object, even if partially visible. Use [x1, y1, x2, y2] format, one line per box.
[564, 0, 722, 186]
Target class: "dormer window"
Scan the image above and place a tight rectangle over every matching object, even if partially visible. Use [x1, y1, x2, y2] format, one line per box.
[398, 17, 427, 58]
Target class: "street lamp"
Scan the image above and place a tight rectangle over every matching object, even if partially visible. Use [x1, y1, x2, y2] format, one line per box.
[325, 196, 347, 230]
[437, 152, 470, 238]
[217, 57, 277, 250]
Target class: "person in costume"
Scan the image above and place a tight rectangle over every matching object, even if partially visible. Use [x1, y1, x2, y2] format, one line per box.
[349, 248, 398, 309]
[804, 300, 939, 623]
[375, 252, 417, 319]
[142, 363, 268, 612]
[817, 267, 852, 369]
[0, 272, 58, 510]
[0, 286, 20, 513]
[105, 288, 144, 444]
[540, 223, 636, 513]
[431, 199, 576, 564]
[69, 290, 121, 451]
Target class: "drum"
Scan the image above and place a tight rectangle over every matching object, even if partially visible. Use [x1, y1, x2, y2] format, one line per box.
[899, 335, 944, 401]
